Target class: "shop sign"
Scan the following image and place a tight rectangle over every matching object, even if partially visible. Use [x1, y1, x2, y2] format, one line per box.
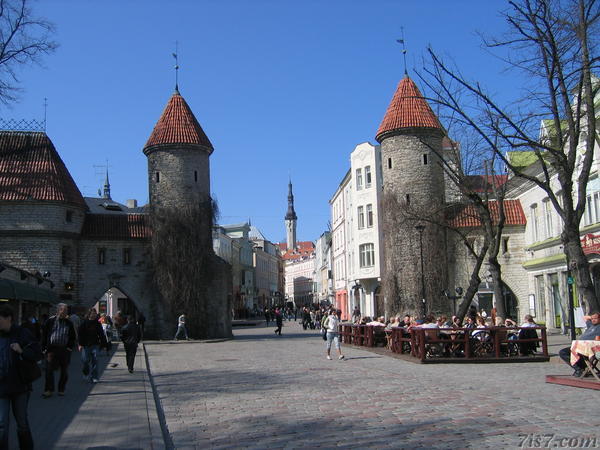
[580, 233, 600, 255]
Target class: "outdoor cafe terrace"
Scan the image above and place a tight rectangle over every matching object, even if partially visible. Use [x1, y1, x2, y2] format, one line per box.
[338, 324, 549, 364]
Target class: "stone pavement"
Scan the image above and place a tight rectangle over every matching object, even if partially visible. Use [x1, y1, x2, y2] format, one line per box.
[146, 322, 598, 450]
[9, 343, 162, 450]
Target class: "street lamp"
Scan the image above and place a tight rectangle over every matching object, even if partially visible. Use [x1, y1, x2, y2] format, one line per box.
[415, 224, 426, 318]
[443, 287, 463, 316]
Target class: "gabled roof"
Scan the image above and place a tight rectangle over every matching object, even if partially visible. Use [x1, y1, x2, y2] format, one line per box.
[279, 241, 315, 261]
[82, 213, 151, 239]
[144, 91, 214, 153]
[0, 131, 86, 207]
[447, 199, 526, 228]
[375, 76, 442, 143]
[463, 175, 508, 193]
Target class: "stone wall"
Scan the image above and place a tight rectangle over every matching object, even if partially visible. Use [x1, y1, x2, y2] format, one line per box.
[146, 146, 210, 209]
[380, 131, 449, 318]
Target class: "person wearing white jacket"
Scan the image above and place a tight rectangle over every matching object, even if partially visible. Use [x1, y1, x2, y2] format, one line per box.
[323, 310, 344, 361]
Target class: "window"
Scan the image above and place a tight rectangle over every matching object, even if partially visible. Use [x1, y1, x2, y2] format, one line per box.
[359, 243, 375, 268]
[530, 204, 539, 242]
[123, 248, 131, 265]
[357, 206, 365, 229]
[194, 170, 198, 182]
[535, 275, 545, 318]
[584, 192, 600, 226]
[61, 246, 69, 266]
[66, 211, 73, 223]
[356, 168, 363, 190]
[423, 153, 428, 165]
[543, 198, 553, 238]
[155, 172, 160, 183]
[405, 194, 410, 206]
[98, 248, 106, 265]
[502, 237, 509, 254]
[364, 166, 372, 188]
[366, 204, 373, 228]
[388, 158, 392, 169]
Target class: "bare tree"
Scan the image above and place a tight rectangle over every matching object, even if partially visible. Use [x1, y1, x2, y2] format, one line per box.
[420, 0, 600, 314]
[0, 0, 56, 105]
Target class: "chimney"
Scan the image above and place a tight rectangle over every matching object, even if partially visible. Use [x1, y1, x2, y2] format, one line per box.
[126, 199, 138, 209]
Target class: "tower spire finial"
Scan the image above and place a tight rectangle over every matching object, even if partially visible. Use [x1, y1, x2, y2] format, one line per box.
[396, 27, 408, 76]
[172, 41, 179, 93]
[103, 160, 111, 199]
[43, 97, 47, 132]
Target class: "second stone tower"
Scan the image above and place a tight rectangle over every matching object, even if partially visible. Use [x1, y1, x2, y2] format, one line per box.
[376, 75, 448, 318]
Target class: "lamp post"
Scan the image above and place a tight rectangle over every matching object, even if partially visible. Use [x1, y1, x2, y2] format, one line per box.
[415, 224, 426, 318]
[443, 287, 463, 316]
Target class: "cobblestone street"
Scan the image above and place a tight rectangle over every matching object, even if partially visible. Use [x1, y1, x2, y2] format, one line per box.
[146, 323, 596, 449]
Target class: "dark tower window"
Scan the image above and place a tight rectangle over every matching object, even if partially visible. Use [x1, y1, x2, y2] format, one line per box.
[388, 158, 392, 169]
[194, 170, 198, 182]
[66, 211, 73, 223]
[155, 172, 160, 183]
[123, 248, 131, 265]
[98, 248, 106, 265]
[405, 194, 410, 205]
[423, 154, 428, 165]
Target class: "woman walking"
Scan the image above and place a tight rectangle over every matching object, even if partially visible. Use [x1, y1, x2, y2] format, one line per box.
[323, 309, 344, 360]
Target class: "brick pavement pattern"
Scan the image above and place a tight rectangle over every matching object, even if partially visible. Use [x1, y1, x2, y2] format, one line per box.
[146, 323, 598, 449]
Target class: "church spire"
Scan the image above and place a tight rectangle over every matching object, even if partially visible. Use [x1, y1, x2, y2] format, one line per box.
[285, 179, 297, 250]
[103, 167, 111, 199]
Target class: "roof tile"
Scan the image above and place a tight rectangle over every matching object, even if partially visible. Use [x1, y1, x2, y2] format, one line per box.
[448, 199, 526, 228]
[376, 76, 442, 142]
[82, 214, 151, 239]
[0, 131, 86, 207]
[144, 91, 213, 152]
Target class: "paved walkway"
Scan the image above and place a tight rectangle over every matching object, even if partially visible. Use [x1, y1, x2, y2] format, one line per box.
[9, 343, 162, 450]
[146, 322, 597, 450]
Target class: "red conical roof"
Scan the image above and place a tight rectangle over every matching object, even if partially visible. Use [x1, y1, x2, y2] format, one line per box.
[375, 76, 442, 143]
[0, 131, 86, 207]
[144, 91, 213, 153]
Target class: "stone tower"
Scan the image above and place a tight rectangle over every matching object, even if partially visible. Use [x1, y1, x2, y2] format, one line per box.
[376, 75, 448, 318]
[285, 180, 297, 250]
[143, 88, 214, 209]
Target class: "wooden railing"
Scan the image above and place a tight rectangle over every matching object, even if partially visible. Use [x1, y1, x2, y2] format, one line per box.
[339, 324, 549, 363]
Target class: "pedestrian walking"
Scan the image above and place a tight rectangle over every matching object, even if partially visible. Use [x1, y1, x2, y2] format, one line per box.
[323, 309, 344, 360]
[174, 313, 189, 340]
[78, 308, 107, 384]
[274, 308, 283, 335]
[121, 315, 142, 373]
[136, 311, 146, 341]
[0, 305, 42, 449]
[41, 303, 76, 398]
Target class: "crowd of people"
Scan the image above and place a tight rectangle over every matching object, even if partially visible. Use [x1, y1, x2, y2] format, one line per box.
[0, 303, 145, 449]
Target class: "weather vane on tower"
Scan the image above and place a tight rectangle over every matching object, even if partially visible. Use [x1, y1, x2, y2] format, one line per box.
[396, 27, 408, 76]
[172, 41, 179, 92]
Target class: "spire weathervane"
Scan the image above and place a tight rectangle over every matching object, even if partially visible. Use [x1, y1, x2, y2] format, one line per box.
[172, 41, 179, 92]
[396, 27, 408, 75]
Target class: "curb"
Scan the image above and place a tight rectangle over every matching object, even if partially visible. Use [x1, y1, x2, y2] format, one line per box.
[143, 342, 175, 450]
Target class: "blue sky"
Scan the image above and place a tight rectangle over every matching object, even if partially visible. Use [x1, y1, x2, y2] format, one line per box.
[5, 1, 522, 243]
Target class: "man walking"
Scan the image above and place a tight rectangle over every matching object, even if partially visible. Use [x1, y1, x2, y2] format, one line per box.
[174, 313, 189, 340]
[121, 316, 142, 373]
[41, 303, 76, 398]
[274, 308, 283, 335]
[78, 308, 107, 384]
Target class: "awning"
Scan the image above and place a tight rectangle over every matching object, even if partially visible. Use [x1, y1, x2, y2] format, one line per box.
[0, 279, 59, 304]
